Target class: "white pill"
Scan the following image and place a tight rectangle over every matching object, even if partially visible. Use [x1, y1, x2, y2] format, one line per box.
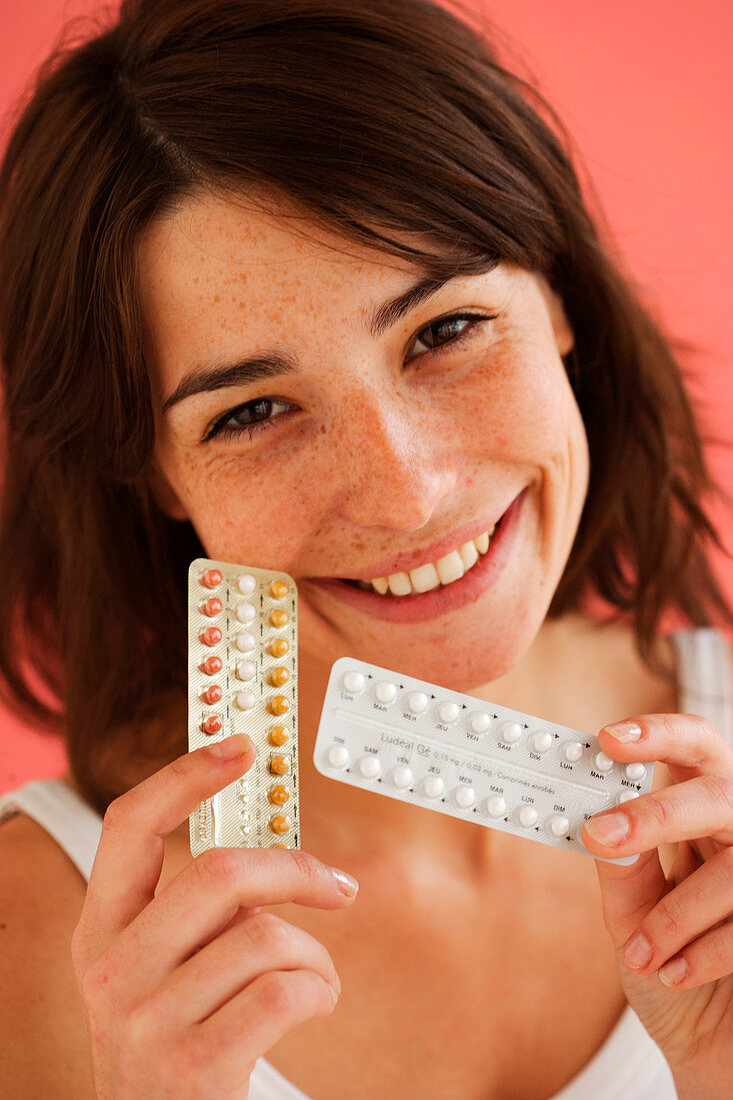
[423, 776, 444, 798]
[237, 574, 257, 594]
[438, 702, 459, 724]
[391, 766, 413, 789]
[407, 691, 428, 714]
[235, 691, 256, 711]
[357, 754, 380, 778]
[375, 681, 397, 703]
[531, 730, 553, 753]
[486, 795, 506, 817]
[342, 671, 365, 694]
[548, 813, 570, 837]
[453, 785, 475, 808]
[471, 711, 491, 734]
[593, 751, 614, 772]
[236, 661, 256, 681]
[562, 740, 584, 763]
[624, 762, 646, 781]
[500, 721, 522, 744]
[617, 789, 640, 804]
[517, 805, 538, 827]
[236, 632, 256, 653]
[236, 601, 256, 624]
[327, 744, 350, 769]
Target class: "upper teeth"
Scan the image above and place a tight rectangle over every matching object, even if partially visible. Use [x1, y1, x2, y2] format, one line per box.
[357, 527, 495, 596]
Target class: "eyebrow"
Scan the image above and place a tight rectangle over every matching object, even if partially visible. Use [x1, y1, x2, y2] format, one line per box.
[161, 267, 490, 414]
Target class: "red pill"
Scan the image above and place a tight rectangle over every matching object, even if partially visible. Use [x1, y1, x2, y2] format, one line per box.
[203, 685, 223, 705]
[202, 715, 223, 735]
[202, 597, 223, 617]
[202, 655, 223, 676]
[202, 569, 223, 588]
[201, 626, 222, 647]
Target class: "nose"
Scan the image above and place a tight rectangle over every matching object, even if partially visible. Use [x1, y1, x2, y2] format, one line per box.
[332, 391, 458, 531]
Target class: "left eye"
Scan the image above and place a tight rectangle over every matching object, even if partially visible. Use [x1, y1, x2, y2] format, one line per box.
[407, 311, 489, 359]
[204, 311, 492, 443]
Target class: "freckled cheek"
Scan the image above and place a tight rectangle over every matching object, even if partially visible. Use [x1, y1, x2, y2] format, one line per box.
[455, 353, 579, 461]
[179, 452, 327, 564]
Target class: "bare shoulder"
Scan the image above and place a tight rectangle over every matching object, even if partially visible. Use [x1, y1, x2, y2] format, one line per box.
[0, 811, 96, 1097]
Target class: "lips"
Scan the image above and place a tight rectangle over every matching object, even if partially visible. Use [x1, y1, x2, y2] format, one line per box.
[327, 495, 521, 584]
[304, 486, 529, 624]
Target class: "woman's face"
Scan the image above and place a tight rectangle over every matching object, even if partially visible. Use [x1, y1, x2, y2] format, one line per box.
[139, 190, 589, 691]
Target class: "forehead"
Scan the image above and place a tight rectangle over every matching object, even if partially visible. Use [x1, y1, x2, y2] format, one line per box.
[137, 189, 429, 325]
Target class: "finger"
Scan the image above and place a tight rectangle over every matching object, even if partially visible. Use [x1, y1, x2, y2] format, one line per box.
[188, 969, 337, 1081]
[655, 920, 733, 990]
[620, 847, 733, 978]
[598, 713, 733, 781]
[691, 837, 720, 863]
[669, 840, 700, 888]
[144, 912, 340, 1030]
[594, 848, 668, 949]
[76, 735, 258, 963]
[94, 845, 357, 1011]
[581, 774, 733, 857]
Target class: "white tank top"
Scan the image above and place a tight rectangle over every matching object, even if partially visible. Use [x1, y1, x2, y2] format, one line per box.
[2, 627, 731, 1099]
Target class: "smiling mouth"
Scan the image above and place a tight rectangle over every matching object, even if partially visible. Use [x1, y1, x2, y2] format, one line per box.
[340, 513, 505, 597]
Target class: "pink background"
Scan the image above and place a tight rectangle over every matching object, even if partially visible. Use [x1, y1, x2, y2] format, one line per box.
[1, 1, 731, 791]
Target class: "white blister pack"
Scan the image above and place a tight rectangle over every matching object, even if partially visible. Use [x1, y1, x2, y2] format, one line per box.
[314, 658, 654, 864]
[188, 558, 300, 857]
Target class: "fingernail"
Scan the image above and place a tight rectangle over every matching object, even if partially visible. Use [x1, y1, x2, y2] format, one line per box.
[329, 983, 340, 1005]
[659, 956, 688, 986]
[330, 867, 359, 897]
[603, 721, 643, 743]
[623, 931, 653, 969]
[209, 734, 253, 759]
[583, 812, 630, 845]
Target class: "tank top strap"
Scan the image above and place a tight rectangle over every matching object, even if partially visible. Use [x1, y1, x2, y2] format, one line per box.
[0, 778, 102, 882]
[668, 627, 733, 747]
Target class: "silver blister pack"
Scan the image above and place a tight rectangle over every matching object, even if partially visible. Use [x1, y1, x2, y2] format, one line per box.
[188, 558, 300, 856]
[314, 657, 655, 865]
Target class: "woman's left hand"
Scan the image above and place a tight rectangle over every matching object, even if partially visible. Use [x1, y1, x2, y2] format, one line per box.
[582, 713, 733, 1099]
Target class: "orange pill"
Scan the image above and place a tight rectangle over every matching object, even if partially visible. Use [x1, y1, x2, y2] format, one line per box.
[202, 569, 223, 588]
[268, 666, 290, 687]
[268, 754, 290, 776]
[202, 597, 223, 617]
[202, 655, 223, 676]
[269, 814, 291, 835]
[201, 626, 222, 647]
[268, 784, 290, 806]
[203, 685, 222, 705]
[268, 638, 289, 657]
[267, 726, 289, 746]
[268, 609, 289, 628]
[268, 694, 290, 716]
[269, 580, 289, 599]
[274, 843, 289, 849]
[202, 715, 222, 735]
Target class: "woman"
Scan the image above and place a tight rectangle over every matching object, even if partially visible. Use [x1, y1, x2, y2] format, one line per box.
[0, 0, 731, 1096]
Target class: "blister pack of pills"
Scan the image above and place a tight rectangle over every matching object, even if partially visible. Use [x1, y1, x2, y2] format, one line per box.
[188, 558, 300, 857]
[314, 658, 654, 864]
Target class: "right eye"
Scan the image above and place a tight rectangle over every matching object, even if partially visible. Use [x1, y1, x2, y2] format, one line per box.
[204, 397, 295, 443]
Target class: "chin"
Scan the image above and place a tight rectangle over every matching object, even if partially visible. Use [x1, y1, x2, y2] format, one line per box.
[300, 588, 550, 696]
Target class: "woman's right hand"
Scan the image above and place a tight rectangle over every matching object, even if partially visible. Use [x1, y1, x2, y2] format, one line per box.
[71, 733, 358, 1099]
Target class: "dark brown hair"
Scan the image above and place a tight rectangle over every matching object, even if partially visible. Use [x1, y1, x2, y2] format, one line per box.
[0, 0, 730, 816]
